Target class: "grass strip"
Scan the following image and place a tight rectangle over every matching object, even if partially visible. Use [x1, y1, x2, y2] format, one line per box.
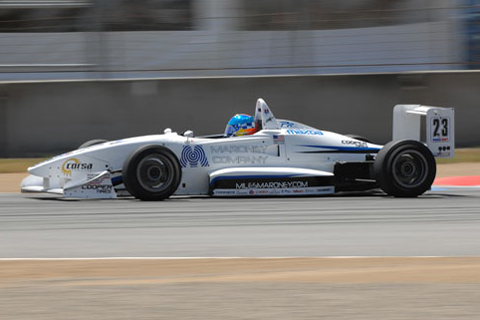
[436, 148, 480, 164]
[0, 158, 47, 174]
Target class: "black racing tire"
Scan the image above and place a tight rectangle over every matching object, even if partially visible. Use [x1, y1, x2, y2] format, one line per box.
[78, 139, 108, 149]
[345, 134, 371, 143]
[122, 145, 182, 201]
[374, 140, 436, 197]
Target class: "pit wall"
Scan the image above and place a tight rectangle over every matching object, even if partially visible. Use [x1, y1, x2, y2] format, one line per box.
[0, 72, 479, 157]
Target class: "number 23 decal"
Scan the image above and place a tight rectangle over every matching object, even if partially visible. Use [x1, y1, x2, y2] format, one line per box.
[432, 117, 449, 141]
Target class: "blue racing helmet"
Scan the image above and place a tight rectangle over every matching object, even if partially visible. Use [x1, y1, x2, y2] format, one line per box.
[224, 114, 256, 137]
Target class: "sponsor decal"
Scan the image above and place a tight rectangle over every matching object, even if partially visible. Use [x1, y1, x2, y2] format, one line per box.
[236, 181, 308, 189]
[212, 186, 335, 197]
[62, 158, 93, 176]
[81, 175, 113, 194]
[81, 184, 113, 193]
[262, 108, 274, 124]
[265, 116, 275, 124]
[286, 129, 323, 135]
[280, 121, 295, 128]
[431, 117, 450, 142]
[212, 176, 334, 190]
[273, 135, 285, 145]
[211, 176, 335, 198]
[433, 137, 449, 142]
[180, 145, 209, 168]
[87, 173, 99, 180]
[341, 140, 368, 148]
[211, 145, 267, 154]
[212, 155, 268, 164]
[213, 190, 236, 195]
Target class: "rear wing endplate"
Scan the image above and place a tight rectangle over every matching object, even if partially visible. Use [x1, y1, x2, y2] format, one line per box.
[393, 105, 455, 158]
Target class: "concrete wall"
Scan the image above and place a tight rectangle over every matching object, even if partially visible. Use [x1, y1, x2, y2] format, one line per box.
[0, 71, 479, 157]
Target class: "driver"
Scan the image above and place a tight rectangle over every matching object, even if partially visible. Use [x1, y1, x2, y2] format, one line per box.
[224, 113, 257, 137]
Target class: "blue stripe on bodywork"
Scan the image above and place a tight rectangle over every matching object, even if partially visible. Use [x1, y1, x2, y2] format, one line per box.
[298, 145, 381, 153]
[111, 176, 123, 185]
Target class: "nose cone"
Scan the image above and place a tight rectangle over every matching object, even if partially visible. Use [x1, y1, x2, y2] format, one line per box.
[28, 158, 58, 177]
[21, 174, 44, 192]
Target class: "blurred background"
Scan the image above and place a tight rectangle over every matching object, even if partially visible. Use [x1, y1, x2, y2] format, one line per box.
[1, 4, 479, 319]
[0, 0, 479, 80]
[0, 0, 479, 156]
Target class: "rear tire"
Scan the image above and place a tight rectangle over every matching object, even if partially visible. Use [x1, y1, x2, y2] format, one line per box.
[122, 145, 181, 201]
[374, 140, 436, 197]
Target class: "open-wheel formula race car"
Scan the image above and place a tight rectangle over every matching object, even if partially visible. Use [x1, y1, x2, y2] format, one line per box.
[21, 99, 455, 200]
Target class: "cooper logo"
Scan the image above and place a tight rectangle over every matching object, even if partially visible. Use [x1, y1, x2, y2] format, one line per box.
[81, 185, 113, 193]
[62, 158, 93, 176]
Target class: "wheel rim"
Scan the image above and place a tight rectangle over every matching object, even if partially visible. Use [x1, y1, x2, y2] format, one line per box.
[392, 150, 428, 189]
[136, 155, 173, 192]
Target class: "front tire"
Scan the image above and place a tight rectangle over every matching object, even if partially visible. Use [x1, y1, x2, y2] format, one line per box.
[374, 140, 436, 197]
[123, 145, 182, 201]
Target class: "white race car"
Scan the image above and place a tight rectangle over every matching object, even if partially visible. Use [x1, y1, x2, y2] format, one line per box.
[21, 99, 455, 200]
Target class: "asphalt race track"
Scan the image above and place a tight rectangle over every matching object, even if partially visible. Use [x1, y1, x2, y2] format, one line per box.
[1, 189, 479, 258]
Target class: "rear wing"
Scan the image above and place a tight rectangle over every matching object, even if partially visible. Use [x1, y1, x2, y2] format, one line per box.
[393, 105, 455, 158]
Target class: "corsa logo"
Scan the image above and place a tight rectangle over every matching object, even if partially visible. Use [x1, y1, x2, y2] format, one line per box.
[62, 158, 93, 176]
